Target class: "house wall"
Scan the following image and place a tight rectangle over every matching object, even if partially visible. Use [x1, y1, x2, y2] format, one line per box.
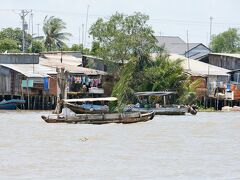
[82, 56, 107, 72]
[0, 54, 39, 64]
[208, 54, 240, 70]
[49, 75, 57, 95]
[207, 75, 229, 96]
[0, 67, 11, 94]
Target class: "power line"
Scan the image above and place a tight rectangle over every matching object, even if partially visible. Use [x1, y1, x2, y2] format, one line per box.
[1, 8, 240, 26]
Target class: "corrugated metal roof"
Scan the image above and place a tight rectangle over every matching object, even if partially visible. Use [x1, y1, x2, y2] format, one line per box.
[170, 54, 230, 76]
[156, 36, 198, 54]
[0, 64, 56, 77]
[210, 53, 240, 59]
[41, 54, 82, 66]
[39, 55, 107, 75]
[156, 36, 185, 44]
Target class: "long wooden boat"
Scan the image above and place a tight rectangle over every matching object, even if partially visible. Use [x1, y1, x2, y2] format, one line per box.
[41, 111, 155, 124]
[133, 91, 197, 115]
[0, 99, 25, 110]
[131, 106, 187, 115]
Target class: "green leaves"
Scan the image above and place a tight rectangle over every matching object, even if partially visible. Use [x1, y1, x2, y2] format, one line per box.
[43, 16, 71, 51]
[0, 28, 32, 52]
[0, 38, 19, 53]
[90, 12, 159, 71]
[112, 55, 188, 107]
[30, 40, 45, 53]
[210, 28, 240, 53]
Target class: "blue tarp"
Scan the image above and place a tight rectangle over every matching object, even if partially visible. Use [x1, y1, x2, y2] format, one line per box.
[81, 104, 108, 111]
[44, 77, 49, 91]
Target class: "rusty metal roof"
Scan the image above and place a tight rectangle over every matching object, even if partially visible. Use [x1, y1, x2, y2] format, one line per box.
[170, 54, 230, 76]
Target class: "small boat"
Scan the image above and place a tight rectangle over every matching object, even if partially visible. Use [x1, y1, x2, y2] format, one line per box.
[41, 111, 155, 124]
[130, 105, 187, 115]
[129, 91, 197, 115]
[63, 97, 117, 114]
[0, 99, 25, 110]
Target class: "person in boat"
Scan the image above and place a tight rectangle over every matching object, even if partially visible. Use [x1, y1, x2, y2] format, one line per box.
[186, 104, 198, 115]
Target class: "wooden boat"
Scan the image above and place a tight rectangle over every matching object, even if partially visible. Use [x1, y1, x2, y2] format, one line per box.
[41, 111, 155, 124]
[131, 91, 197, 115]
[63, 97, 117, 114]
[0, 99, 25, 110]
[131, 106, 187, 115]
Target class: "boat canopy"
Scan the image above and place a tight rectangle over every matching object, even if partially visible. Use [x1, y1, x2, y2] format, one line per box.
[134, 91, 176, 97]
[63, 97, 118, 103]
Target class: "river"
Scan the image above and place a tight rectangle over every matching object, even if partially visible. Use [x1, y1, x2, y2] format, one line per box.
[0, 111, 240, 179]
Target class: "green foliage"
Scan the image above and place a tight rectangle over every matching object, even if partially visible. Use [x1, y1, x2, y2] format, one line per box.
[139, 56, 187, 94]
[90, 12, 160, 73]
[0, 38, 20, 53]
[70, 44, 91, 54]
[210, 28, 240, 53]
[70, 44, 82, 51]
[29, 40, 45, 53]
[43, 16, 71, 51]
[111, 58, 137, 109]
[112, 55, 187, 107]
[0, 27, 32, 52]
[178, 78, 201, 105]
[91, 41, 102, 56]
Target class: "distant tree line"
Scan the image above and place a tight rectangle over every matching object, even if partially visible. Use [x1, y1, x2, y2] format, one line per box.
[0, 16, 95, 55]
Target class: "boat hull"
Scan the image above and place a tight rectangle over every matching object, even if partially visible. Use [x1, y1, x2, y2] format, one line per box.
[0, 99, 25, 110]
[41, 111, 155, 124]
[131, 107, 187, 115]
[0, 104, 17, 110]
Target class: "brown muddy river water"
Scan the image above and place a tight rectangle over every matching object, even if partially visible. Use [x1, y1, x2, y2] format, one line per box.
[0, 111, 240, 179]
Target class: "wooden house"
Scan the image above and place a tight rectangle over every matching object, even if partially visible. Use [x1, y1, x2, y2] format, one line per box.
[207, 53, 240, 70]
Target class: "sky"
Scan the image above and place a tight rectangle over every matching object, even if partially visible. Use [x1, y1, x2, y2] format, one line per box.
[0, 0, 239, 48]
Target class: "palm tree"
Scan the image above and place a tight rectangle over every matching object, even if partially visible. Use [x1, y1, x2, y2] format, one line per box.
[111, 54, 188, 108]
[43, 16, 71, 51]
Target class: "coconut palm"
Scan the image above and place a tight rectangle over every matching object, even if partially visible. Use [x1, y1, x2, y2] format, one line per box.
[43, 16, 71, 51]
[112, 54, 188, 108]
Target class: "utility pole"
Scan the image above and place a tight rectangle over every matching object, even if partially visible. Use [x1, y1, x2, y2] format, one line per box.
[18, 10, 31, 53]
[82, 24, 84, 53]
[31, 12, 33, 38]
[79, 26, 81, 47]
[37, 24, 40, 37]
[209, 16, 213, 47]
[186, 30, 190, 70]
[85, 5, 90, 47]
[31, 12, 34, 73]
